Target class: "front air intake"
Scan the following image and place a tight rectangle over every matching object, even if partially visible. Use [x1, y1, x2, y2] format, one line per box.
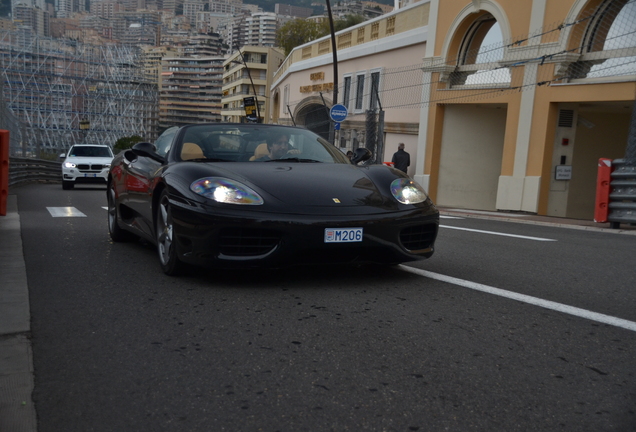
[218, 228, 280, 257]
[400, 224, 437, 252]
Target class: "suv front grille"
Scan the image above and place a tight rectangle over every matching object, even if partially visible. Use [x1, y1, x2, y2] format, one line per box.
[400, 224, 437, 251]
[218, 228, 280, 257]
[77, 164, 105, 172]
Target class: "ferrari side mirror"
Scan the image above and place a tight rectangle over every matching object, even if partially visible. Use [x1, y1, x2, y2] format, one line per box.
[132, 142, 165, 163]
[351, 147, 372, 164]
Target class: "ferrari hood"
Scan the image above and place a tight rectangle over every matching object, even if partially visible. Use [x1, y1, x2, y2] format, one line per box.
[189, 162, 398, 210]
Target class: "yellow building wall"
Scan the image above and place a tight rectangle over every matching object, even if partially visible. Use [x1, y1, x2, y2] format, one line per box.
[422, 0, 636, 217]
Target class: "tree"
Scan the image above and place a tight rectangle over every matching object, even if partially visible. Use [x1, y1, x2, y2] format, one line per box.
[334, 14, 366, 32]
[114, 135, 144, 153]
[276, 19, 330, 56]
[276, 15, 368, 57]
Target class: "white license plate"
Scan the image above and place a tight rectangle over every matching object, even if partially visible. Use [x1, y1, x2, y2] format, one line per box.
[324, 228, 363, 243]
[84, 174, 97, 177]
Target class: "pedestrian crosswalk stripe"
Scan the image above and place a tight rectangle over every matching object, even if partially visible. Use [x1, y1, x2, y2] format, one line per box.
[46, 207, 87, 217]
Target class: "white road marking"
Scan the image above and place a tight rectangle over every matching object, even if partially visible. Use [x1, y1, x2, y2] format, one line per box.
[440, 225, 557, 241]
[102, 207, 108, 210]
[445, 209, 529, 218]
[400, 265, 636, 332]
[440, 215, 464, 219]
[46, 207, 87, 217]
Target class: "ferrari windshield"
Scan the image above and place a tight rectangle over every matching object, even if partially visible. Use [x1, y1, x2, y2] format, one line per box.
[171, 124, 351, 164]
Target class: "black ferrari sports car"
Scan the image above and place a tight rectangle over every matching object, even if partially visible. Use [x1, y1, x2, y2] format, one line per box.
[107, 123, 439, 275]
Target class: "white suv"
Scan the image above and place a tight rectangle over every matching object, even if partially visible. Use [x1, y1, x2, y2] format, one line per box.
[61, 144, 114, 190]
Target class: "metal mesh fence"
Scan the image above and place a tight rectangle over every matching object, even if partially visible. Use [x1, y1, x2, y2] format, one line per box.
[0, 80, 24, 156]
[0, 29, 158, 158]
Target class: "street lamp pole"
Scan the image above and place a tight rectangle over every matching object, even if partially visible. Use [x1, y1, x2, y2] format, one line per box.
[325, 0, 338, 106]
[235, 44, 261, 122]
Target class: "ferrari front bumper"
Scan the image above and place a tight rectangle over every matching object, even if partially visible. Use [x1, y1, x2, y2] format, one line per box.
[169, 202, 439, 268]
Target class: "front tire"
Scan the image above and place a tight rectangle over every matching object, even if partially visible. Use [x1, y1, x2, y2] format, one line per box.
[62, 181, 74, 190]
[108, 183, 134, 242]
[156, 190, 183, 276]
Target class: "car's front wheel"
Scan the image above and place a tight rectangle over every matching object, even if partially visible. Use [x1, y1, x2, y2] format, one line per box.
[108, 183, 134, 242]
[156, 190, 183, 276]
[62, 181, 74, 190]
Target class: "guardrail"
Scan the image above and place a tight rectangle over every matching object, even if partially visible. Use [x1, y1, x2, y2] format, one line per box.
[9, 157, 61, 187]
[608, 158, 636, 229]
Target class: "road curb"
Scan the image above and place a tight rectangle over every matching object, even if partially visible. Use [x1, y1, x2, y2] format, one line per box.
[0, 195, 37, 432]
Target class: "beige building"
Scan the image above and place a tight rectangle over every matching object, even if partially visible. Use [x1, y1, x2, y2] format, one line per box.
[141, 45, 178, 82]
[222, 46, 285, 123]
[271, 1, 431, 170]
[271, 0, 636, 220]
[159, 55, 224, 129]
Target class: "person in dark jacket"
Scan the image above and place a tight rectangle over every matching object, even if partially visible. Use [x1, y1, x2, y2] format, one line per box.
[391, 143, 410, 173]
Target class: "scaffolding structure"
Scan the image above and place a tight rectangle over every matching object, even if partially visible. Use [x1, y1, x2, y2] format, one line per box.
[0, 28, 158, 156]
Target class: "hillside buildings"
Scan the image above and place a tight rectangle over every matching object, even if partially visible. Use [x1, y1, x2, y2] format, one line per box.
[159, 55, 225, 128]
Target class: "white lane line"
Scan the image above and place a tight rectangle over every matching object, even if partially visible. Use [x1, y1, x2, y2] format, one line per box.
[445, 209, 529, 218]
[399, 265, 636, 333]
[440, 225, 557, 241]
[46, 207, 87, 217]
[102, 207, 108, 210]
[440, 215, 464, 219]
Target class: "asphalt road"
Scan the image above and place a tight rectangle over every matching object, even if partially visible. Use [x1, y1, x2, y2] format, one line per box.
[14, 183, 636, 432]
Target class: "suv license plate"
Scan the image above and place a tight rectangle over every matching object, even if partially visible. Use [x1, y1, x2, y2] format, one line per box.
[324, 228, 363, 243]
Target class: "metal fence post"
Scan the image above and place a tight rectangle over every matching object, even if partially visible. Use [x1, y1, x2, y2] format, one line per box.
[0, 130, 9, 216]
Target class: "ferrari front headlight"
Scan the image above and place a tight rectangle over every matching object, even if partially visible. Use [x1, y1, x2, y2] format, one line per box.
[190, 177, 263, 205]
[390, 178, 429, 204]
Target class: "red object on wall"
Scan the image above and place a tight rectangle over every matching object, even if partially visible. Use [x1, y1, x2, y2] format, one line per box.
[0, 130, 9, 216]
[594, 158, 613, 223]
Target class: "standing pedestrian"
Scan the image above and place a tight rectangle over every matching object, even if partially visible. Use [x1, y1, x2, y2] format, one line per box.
[391, 143, 410, 173]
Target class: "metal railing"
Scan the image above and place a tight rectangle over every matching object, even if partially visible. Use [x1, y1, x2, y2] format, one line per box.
[8, 157, 61, 187]
[608, 158, 636, 229]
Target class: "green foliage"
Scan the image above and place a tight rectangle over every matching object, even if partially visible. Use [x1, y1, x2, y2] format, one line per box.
[276, 15, 368, 56]
[246, 0, 322, 14]
[114, 135, 144, 153]
[276, 19, 330, 56]
[334, 14, 366, 32]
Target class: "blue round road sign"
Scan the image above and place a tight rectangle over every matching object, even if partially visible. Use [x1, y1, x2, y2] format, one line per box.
[330, 104, 348, 122]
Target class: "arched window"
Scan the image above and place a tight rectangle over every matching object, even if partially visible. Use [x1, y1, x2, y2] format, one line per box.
[572, 0, 636, 79]
[450, 14, 511, 86]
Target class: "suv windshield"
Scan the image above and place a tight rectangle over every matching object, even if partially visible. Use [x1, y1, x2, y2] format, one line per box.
[69, 146, 113, 157]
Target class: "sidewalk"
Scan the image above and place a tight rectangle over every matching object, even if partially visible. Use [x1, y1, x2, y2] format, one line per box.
[438, 207, 636, 235]
[0, 197, 634, 432]
[0, 194, 37, 432]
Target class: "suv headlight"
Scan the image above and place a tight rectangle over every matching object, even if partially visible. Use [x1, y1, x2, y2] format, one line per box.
[64, 162, 76, 168]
